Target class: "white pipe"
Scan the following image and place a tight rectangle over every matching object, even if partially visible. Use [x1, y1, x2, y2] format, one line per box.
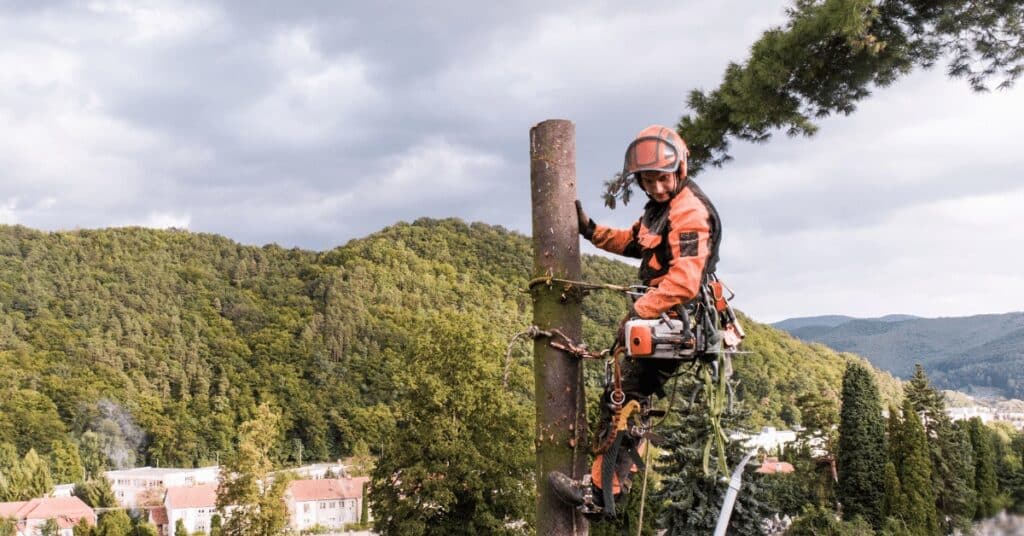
[713, 449, 759, 536]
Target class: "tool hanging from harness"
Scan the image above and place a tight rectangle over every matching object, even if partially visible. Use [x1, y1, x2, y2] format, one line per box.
[624, 274, 744, 361]
[523, 271, 745, 519]
[584, 273, 744, 517]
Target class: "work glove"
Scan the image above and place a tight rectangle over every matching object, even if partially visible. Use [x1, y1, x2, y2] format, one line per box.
[575, 200, 595, 240]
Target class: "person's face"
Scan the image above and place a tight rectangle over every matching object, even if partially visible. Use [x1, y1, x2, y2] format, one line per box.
[638, 170, 678, 203]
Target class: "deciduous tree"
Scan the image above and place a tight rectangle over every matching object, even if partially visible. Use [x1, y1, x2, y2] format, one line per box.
[2, 449, 53, 501]
[49, 439, 85, 484]
[216, 403, 291, 536]
[369, 310, 533, 535]
[96, 510, 132, 536]
[39, 518, 60, 536]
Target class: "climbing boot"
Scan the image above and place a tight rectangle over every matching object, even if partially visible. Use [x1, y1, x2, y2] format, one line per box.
[547, 471, 585, 506]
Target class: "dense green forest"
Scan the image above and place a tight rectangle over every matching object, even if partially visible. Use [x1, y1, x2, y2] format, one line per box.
[0, 219, 899, 473]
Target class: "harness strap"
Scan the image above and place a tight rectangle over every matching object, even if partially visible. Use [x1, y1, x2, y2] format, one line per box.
[601, 432, 624, 518]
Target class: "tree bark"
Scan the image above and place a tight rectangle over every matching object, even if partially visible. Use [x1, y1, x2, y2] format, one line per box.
[530, 119, 589, 535]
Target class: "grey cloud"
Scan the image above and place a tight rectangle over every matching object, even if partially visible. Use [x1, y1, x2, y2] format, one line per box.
[3, 0, 1021, 320]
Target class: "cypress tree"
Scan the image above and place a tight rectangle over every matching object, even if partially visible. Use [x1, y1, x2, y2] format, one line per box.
[951, 422, 977, 531]
[904, 365, 944, 424]
[904, 364, 975, 532]
[967, 417, 999, 519]
[887, 405, 903, 476]
[360, 482, 368, 526]
[897, 398, 938, 535]
[882, 461, 902, 522]
[837, 361, 887, 530]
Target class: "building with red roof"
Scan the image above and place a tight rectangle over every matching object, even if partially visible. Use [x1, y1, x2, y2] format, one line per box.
[756, 457, 796, 475]
[0, 496, 95, 536]
[104, 466, 219, 508]
[146, 506, 169, 536]
[164, 484, 221, 535]
[285, 477, 369, 531]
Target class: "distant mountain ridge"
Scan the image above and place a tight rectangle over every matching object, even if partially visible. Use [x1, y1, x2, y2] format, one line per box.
[772, 314, 919, 332]
[774, 312, 1024, 398]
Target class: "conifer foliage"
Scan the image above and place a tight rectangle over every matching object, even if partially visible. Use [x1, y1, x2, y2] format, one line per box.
[679, 0, 1024, 174]
[893, 399, 939, 535]
[968, 417, 1001, 519]
[601, 0, 1024, 205]
[837, 361, 886, 529]
[655, 377, 772, 535]
[904, 364, 976, 533]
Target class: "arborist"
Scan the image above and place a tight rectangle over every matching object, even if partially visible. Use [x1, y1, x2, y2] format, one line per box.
[548, 124, 729, 515]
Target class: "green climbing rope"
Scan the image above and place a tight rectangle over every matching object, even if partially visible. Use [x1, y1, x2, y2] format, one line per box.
[700, 353, 730, 476]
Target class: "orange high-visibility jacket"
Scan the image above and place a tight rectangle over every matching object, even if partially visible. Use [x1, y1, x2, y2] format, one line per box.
[589, 180, 721, 318]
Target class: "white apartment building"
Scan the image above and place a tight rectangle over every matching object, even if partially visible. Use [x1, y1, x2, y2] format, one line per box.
[285, 477, 369, 532]
[275, 461, 348, 480]
[50, 484, 75, 498]
[731, 426, 798, 453]
[164, 484, 219, 535]
[104, 466, 219, 508]
[947, 406, 995, 423]
[947, 406, 1024, 430]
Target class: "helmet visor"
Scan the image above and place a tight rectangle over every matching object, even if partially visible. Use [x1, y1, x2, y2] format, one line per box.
[623, 136, 682, 178]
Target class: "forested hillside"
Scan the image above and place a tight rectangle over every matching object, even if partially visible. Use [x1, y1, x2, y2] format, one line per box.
[777, 313, 1024, 397]
[0, 220, 898, 471]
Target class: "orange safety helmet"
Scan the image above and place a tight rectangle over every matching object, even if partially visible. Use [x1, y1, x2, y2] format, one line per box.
[622, 125, 689, 180]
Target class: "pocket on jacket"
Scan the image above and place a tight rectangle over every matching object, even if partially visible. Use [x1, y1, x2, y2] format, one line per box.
[678, 231, 698, 257]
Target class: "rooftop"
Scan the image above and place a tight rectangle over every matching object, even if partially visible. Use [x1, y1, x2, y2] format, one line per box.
[287, 477, 368, 502]
[149, 506, 169, 525]
[165, 484, 218, 509]
[105, 466, 219, 479]
[756, 457, 795, 475]
[0, 497, 94, 528]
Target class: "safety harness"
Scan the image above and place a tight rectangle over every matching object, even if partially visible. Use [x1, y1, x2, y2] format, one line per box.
[524, 273, 745, 518]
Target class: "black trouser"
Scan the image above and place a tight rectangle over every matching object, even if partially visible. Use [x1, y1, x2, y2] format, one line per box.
[594, 357, 682, 512]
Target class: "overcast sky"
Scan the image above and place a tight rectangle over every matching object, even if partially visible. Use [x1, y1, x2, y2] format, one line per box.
[2, 0, 1021, 322]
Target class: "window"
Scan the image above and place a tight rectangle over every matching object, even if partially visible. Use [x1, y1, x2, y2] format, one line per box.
[304, 504, 310, 513]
